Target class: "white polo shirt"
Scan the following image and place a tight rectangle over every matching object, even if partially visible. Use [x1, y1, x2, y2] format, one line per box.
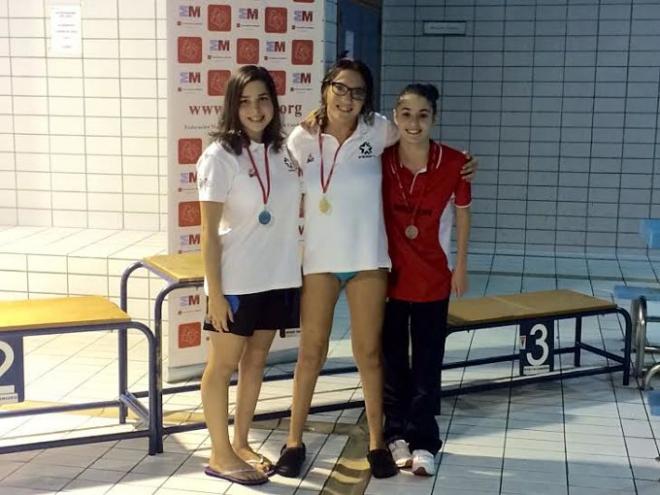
[287, 113, 398, 275]
[196, 140, 302, 294]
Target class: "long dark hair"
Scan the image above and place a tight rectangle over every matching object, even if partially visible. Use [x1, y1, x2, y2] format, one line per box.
[396, 83, 440, 116]
[315, 59, 375, 129]
[210, 65, 284, 155]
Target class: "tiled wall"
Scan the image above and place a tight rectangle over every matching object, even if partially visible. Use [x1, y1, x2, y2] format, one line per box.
[0, 0, 337, 231]
[381, 0, 660, 257]
[0, 0, 168, 230]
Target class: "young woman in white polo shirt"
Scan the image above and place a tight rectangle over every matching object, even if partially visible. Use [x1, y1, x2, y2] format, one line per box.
[273, 59, 399, 479]
[196, 65, 301, 486]
[276, 59, 476, 479]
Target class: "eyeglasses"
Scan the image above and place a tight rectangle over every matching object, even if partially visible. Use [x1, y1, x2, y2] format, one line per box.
[330, 82, 367, 101]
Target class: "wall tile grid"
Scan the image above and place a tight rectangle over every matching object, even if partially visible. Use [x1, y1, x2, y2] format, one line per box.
[381, 0, 660, 257]
[0, 0, 168, 231]
[0, 226, 168, 326]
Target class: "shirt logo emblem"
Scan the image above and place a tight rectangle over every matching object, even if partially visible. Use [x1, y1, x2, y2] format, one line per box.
[306, 153, 314, 163]
[197, 177, 209, 190]
[359, 141, 373, 158]
[283, 155, 297, 172]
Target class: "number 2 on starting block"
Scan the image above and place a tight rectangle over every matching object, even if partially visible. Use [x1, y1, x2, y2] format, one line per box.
[0, 337, 24, 404]
[519, 319, 555, 376]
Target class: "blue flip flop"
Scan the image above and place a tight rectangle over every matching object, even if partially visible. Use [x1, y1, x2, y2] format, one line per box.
[204, 465, 268, 485]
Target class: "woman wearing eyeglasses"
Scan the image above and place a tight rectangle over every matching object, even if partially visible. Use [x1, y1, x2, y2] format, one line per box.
[275, 59, 476, 479]
[274, 59, 400, 479]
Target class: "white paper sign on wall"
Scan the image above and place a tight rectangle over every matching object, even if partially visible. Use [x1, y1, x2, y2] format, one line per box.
[49, 4, 82, 56]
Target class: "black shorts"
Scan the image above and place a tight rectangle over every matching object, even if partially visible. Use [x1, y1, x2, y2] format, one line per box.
[203, 287, 301, 337]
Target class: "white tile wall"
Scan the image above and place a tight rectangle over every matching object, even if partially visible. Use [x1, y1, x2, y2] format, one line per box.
[0, 226, 167, 325]
[381, 0, 660, 257]
[1, 0, 167, 230]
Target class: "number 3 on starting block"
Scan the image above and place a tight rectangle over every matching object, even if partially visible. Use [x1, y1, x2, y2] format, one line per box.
[519, 319, 555, 376]
[0, 337, 24, 404]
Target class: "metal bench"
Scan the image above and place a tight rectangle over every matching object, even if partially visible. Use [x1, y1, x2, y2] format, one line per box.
[446, 289, 631, 391]
[0, 296, 159, 454]
[120, 255, 632, 444]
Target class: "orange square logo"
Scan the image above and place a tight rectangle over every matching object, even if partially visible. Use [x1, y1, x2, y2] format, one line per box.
[208, 5, 231, 31]
[265, 7, 287, 33]
[178, 138, 202, 164]
[237, 38, 259, 64]
[269, 70, 286, 96]
[178, 37, 203, 63]
[178, 201, 201, 227]
[291, 40, 313, 65]
[178, 322, 201, 348]
[208, 70, 231, 96]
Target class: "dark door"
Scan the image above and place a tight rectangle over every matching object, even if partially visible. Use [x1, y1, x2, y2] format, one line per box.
[337, 0, 382, 110]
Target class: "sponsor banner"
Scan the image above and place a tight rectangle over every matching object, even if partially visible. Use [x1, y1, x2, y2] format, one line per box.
[167, 1, 324, 378]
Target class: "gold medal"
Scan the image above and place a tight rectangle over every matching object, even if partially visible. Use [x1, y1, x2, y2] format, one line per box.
[405, 225, 419, 240]
[319, 196, 331, 214]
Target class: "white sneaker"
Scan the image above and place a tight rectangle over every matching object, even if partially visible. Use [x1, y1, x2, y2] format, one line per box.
[411, 449, 435, 476]
[387, 439, 412, 468]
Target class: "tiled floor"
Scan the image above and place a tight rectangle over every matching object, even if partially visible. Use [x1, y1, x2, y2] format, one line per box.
[1, 227, 660, 494]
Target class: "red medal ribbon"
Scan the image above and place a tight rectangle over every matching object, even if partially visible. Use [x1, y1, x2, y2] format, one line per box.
[390, 143, 442, 231]
[246, 145, 271, 207]
[319, 133, 343, 195]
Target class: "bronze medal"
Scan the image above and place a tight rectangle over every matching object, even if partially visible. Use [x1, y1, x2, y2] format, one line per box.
[405, 224, 419, 240]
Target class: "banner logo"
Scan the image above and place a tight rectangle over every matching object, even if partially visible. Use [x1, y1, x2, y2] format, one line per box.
[291, 40, 313, 65]
[178, 138, 203, 164]
[266, 41, 286, 53]
[178, 37, 203, 63]
[178, 294, 201, 314]
[179, 71, 201, 84]
[265, 7, 287, 33]
[208, 70, 231, 96]
[178, 5, 201, 18]
[179, 171, 197, 191]
[179, 233, 201, 250]
[208, 5, 231, 31]
[178, 322, 201, 348]
[291, 72, 312, 93]
[265, 40, 286, 61]
[179, 294, 201, 307]
[178, 201, 201, 227]
[269, 70, 286, 96]
[238, 8, 258, 20]
[237, 38, 259, 64]
[178, 5, 202, 25]
[237, 7, 259, 27]
[294, 10, 314, 23]
[209, 39, 230, 52]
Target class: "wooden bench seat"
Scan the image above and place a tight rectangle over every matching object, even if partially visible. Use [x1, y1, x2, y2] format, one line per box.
[0, 296, 131, 331]
[0, 296, 159, 455]
[448, 289, 616, 328]
[142, 252, 203, 283]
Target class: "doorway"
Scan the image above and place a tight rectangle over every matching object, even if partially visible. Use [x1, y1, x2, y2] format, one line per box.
[337, 0, 382, 110]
